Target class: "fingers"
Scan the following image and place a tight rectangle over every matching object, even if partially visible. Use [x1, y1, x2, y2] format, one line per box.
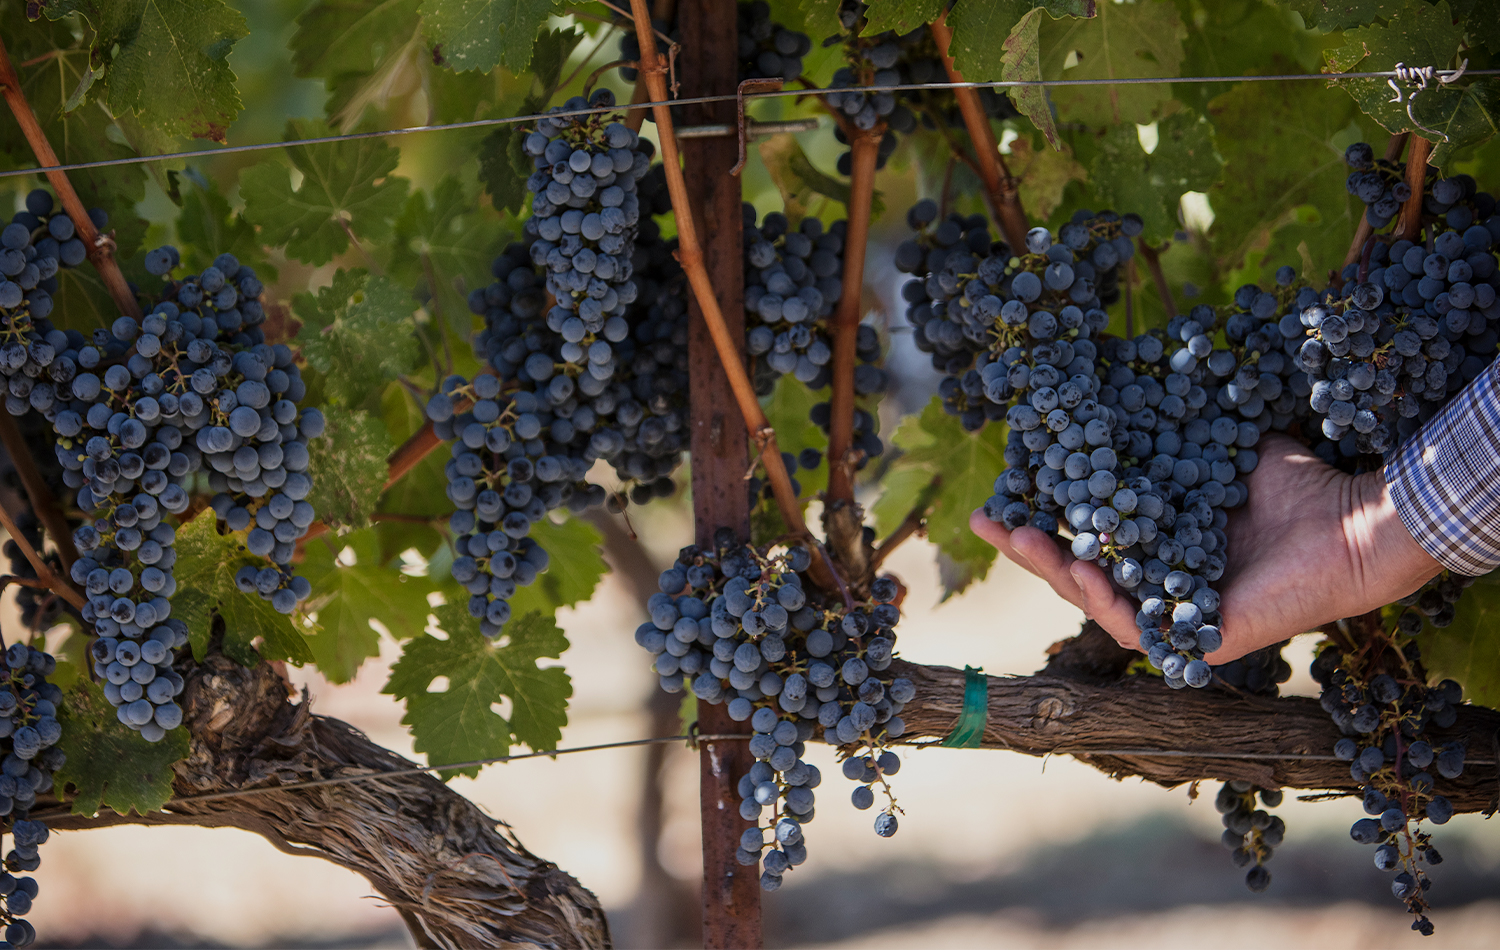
[969, 510, 1087, 612]
[1069, 560, 1143, 651]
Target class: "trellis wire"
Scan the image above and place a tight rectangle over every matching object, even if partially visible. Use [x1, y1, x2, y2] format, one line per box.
[22, 733, 1493, 817]
[0, 67, 1491, 181]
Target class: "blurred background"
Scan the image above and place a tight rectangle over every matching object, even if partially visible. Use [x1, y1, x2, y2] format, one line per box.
[1, 1, 1497, 946]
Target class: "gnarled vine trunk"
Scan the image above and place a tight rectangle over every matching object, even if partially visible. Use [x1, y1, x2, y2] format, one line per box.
[46, 648, 612, 950]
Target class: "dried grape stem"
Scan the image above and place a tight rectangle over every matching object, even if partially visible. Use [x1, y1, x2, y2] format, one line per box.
[929, 15, 1029, 254]
[0, 412, 78, 573]
[826, 129, 879, 505]
[0, 493, 84, 611]
[1397, 135, 1432, 244]
[625, 0, 811, 547]
[0, 35, 142, 320]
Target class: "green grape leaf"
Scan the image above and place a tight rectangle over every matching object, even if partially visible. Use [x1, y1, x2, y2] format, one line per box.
[1418, 584, 1500, 709]
[1324, 1, 1498, 165]
[300, 528, 439, 683]
[949, 0, 1095, 84]
[55, 676, 189, 816]
[0, 12, 148, 260]
[174, 169, 279, 282]
[871, 397, 1006, 598]
[1090, 109, 1221, 243]
[240, 120, 409, 266]
[305, 408, 395, 530]
[1207, 77, 1364, 276]
[294, 269, 421, 407]
[1008, 135, 1089, 219]
[790, 0, 843, 42]
[999, 9, 1057, 148]
[172, 510, 315, 666]
[759, 133, 884, 221]
[861, 0, 945, 36]
[521, 516, 608, 611]
[384, 604, 571, 777]
[290, 0, 422, 82]
[478, 114, 537, 215]
[40, 0, 249, 142]
[393, 176, 508, 337]
[1173, 0, 1322, 116]
[1039, 0, 1186, 127]
[1288, 0, 1410, 30]
[419, 0, 563, 74]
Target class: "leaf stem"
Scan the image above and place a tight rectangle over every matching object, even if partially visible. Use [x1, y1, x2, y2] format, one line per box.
[1397, 135, 1432, 244]
[1136, 239, 1177, 321]
[0, 34, 141, 320]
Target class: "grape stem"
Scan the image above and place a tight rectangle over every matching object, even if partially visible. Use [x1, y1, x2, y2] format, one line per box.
[624, 0, 822, 576]
[1135, 239, 1177, 321]
[0, 34, 142, 321]
[929, 14, 1030, 255]
[1397, 135, 1433, 244]
[0, 494, 84, 611]
[0, 413, 79, 574]
[1342, 132, 1410, 271]
[825, 126, 880, 507]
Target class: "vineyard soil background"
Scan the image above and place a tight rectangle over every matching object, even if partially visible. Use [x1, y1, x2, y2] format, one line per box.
[0, 0, 1499, 948]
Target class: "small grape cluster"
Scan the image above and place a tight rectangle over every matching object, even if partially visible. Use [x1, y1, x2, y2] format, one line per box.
[744, 208, 848, 390]
[634, 531, 911, 891]
[1294, 162, 1500, 462]
[1313, 643, 1463, 935]
[825, 2, 1017, 175]
[1343, 142, 1421, 230]
[0, 643, 67, 949]
[619, 2, 808, 85]
[737, 1, 811, 81]
[0, 507, 66, 634]
[1393, 572, 1473, 634]
[0, 188, 105, 327]
[1214, 781, 1285, 893]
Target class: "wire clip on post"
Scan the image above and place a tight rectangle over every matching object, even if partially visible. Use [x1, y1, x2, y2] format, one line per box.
[731, 78, 785, 175]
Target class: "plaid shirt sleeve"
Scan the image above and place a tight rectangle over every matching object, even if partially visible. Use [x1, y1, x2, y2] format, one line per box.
[1385, 356, 1500, 577]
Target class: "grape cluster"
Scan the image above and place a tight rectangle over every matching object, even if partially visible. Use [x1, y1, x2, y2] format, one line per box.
[744, 209, 847, 390]
[0, 188, 105, 328]
[634, 531, 911, 890]
[1214, 781, 1284, 893]
[0, 643, 67, 949]
[619, 2, 809, 85]
[1313, 645, 1463, 935]
[1295, 164, 1500, 462]
[45, 245, 319, 733]
[1344, 142, 1420, 230]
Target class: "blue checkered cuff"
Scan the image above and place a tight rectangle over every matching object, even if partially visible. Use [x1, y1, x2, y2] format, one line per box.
[1386, 356, 1500, 577]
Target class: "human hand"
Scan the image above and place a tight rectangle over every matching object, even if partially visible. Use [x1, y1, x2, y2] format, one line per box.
[970, 433, 1444, 662]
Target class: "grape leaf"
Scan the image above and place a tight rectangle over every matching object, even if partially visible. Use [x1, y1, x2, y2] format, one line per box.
[1008, 135, 1088, 219]
[1090, 109, 1221, 243]
[290, 0, 423, 108]
[999, 9, 1058, 148]
[948, 0, 1095, 84]
[521, 515, 608, 611]
[172, 510, 316, 666]
[478, 109, 539, 216]
[306, 408, 395, 530]
[55, 676, 189, 816]
[1173, 0, 1322, 116]
[384, 604, 571, 777]
[174, 168, 279, 282]
[788, 0, 843, 43]
[294, 269, 421, 408]
[418, 0, 563, 74]
[392, 177, 508, 338]
[759, 133, 884, 221]
[1039, 0, 1187, 127]
[1287, 0, 1410, 30]
[301, 528, 439, 683]
[871, 396, 1006, 597]
[860, 0, 945, 36]
[1324, 1, 1498, 165]
[240, 120, 409, 266]
[38, 0, 249, 142]
[1418, 584, 1500, 709]
[1206, 77, 1364, 276]
[0, 12, 148, 259]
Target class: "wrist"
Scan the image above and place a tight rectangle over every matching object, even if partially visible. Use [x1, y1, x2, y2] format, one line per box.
[1348, 470, 1443, 607]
